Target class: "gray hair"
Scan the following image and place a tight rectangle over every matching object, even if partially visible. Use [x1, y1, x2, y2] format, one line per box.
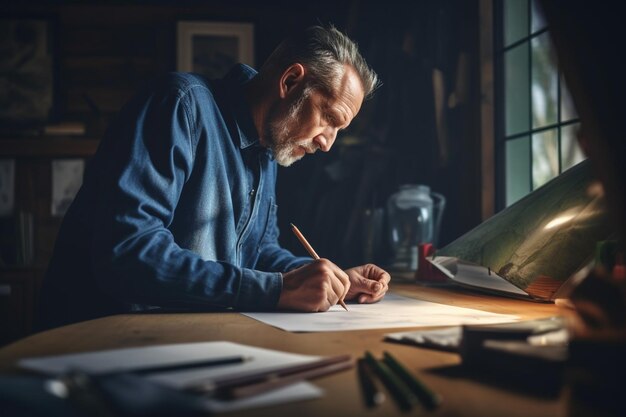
[261, 25, 379, 99]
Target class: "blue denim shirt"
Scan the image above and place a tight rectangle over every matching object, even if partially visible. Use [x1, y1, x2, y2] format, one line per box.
[38, 64, 311, 329]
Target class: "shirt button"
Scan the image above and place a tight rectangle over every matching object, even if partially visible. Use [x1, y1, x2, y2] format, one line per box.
[249, 189, 255, 196]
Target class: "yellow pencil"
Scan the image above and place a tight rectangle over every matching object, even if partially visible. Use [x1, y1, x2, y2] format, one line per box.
[290, 223, 349, 311]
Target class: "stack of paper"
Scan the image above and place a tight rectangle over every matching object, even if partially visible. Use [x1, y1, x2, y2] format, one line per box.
[19, 341, 325, 412]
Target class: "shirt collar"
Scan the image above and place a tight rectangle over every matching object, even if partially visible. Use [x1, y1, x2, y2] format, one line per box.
[221, 64, 262, 150]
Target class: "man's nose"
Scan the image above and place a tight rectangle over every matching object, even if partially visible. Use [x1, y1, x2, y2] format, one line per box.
[314, 128, 338, 152]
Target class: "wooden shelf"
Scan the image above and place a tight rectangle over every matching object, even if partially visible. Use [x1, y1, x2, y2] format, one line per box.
[0, 138, 100, 157]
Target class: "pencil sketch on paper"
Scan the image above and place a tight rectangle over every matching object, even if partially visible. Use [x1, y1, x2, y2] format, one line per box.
[243, 293, 518, 332]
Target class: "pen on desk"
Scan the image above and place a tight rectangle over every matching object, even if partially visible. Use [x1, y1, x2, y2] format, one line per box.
[226, 355, 353, 399]
[290, 223, 349, 311]
[357, 358, 385, 407]
[109, 355, 247, 375]
[364, 351, 418, 411]
[188, 354, 353, 400]
[382, 351, 442, 410]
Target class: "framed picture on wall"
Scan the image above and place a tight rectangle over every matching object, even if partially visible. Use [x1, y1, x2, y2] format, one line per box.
[51, 159, 84, 217]
[177, 21, 254, 80]
[0, 16, 58, 129]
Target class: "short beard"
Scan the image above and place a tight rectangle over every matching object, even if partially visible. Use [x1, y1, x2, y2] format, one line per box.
[264, 87, 316, 167]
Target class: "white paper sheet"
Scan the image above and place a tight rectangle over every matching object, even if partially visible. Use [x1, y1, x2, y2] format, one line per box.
[429, 256, 530, 296]
[19, 341, 324, 412]
[244, 293, 519, 332]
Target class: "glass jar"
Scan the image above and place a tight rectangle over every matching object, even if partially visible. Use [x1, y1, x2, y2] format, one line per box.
[387, 184, 434, 271]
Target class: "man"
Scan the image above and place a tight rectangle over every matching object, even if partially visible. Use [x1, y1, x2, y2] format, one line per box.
[38, 25, 390, 330]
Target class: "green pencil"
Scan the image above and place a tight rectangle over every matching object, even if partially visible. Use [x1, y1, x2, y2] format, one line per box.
[357, 358, 385, 407]
[383, 351, 442, 410]
[364, 351, 418, 411]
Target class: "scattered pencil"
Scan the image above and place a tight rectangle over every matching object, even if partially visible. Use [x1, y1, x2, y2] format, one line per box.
[364, 351, 418, 411]
[383, 351, 442, 410]
[357, 358, 385, 408]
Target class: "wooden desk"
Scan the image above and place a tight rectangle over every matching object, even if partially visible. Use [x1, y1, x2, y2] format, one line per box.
[0, 282, 564, 417]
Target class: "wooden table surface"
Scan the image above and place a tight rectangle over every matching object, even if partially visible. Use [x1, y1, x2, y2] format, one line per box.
[0, 280, 566, 417]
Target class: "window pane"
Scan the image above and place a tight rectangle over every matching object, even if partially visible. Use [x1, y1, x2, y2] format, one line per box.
[532, 129, 558, 189]
[506, 136, 531, 206]
[561, 123, 585, 171]
[504, 0, 529, 46]
[560, 75, 578, 122]
[531, 33, 558, 128]
[531, 0, 547, 33]
[505, 44, 530, 136]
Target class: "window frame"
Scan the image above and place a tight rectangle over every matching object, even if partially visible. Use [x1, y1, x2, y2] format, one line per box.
[493, 0, 581, 210]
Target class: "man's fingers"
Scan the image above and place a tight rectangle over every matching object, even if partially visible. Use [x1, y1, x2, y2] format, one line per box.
[358, 291, 385, 304]
[279, 259, 356, 312]
[343, 264, 391, 304]
[330, 262, 351, 287]
[328, 272, 346, 303]
[367, 264, 391, 286]
[324, 259, 351, 300]
[352, 274, 385, 295]
[317, 259, 350, 305]
[371, 280, 382, 293]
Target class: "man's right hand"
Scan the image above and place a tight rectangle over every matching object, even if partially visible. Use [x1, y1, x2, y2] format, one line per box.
[277, 259, 350, 312]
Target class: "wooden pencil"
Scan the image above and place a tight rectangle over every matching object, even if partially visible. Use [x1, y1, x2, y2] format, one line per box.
[290, 223, 349, 311]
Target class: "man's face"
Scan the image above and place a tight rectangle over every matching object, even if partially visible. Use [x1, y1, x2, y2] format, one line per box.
[264, 65, 365, 167]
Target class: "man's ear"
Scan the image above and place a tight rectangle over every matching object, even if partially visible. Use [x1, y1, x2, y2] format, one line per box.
[279, 63, 306, 98]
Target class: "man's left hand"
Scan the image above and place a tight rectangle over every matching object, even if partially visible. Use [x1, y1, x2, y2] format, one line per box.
[344, 264, 390, 304]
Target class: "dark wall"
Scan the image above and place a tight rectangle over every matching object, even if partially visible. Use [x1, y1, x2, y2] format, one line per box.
[2, 0, 350, 135]
[1, 0, 483, 269]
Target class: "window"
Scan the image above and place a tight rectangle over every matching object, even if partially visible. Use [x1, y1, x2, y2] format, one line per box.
[496, 0, 584, 207]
